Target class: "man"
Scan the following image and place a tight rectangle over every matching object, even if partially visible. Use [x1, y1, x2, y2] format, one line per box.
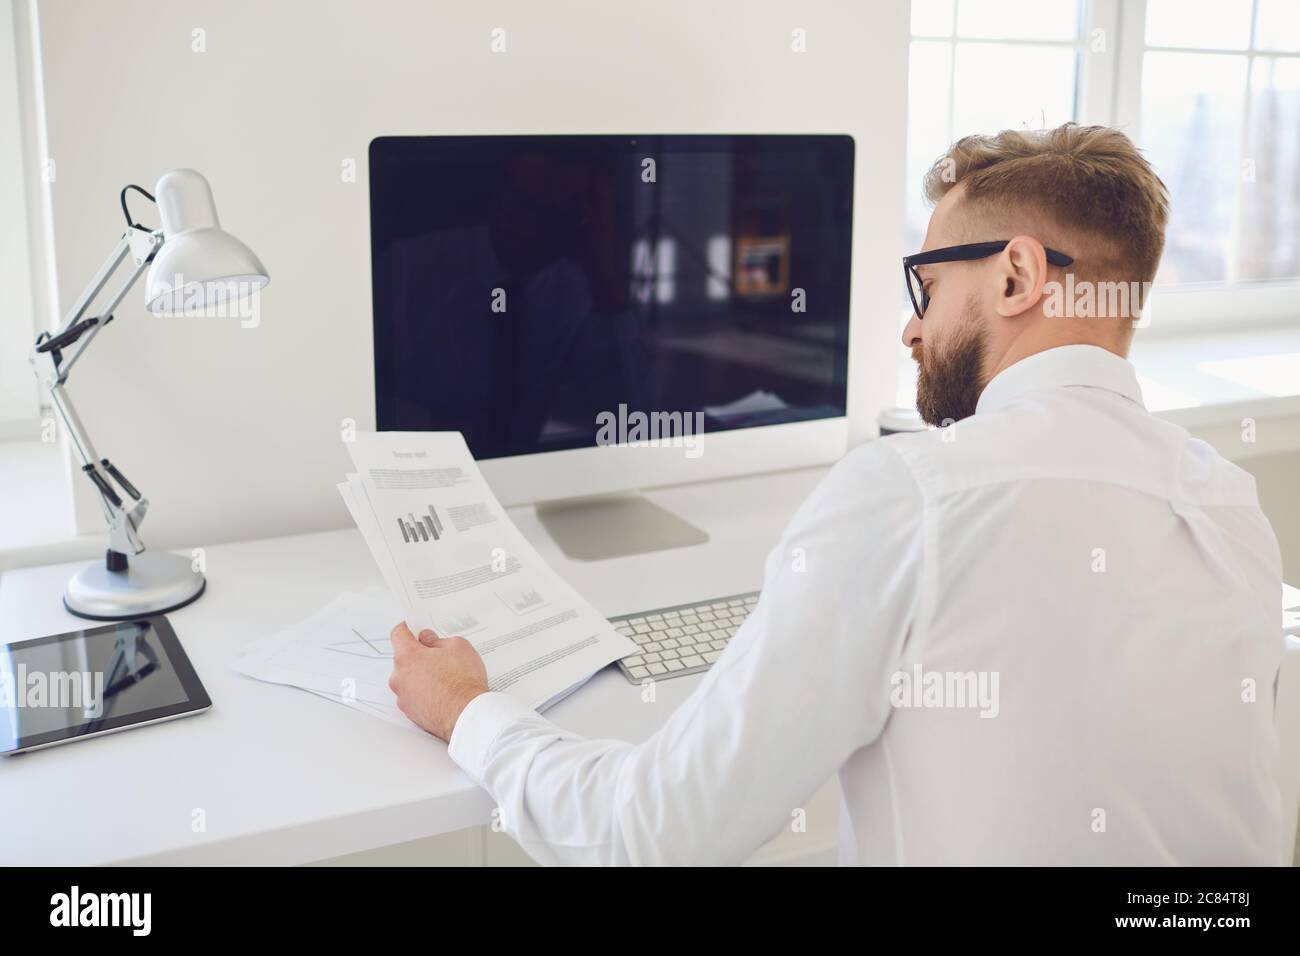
[388, 124, 1287, 865]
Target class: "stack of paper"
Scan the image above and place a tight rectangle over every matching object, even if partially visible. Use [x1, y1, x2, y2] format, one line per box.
[229, 586, 597, 732]
[232, 431, 636, 725]
[231, 588, 426, 732]
[1285, 582, 1300, 638]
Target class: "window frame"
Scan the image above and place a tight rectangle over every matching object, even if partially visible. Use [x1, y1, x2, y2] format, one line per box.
[907, 0, 1300, 338]
[0, 0, 42, 438]
[1112, 0, 1300, 333]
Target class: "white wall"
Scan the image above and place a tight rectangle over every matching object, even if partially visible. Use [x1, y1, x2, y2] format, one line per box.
[1239, 451, 1300, 583]
[32, 0, 910, 552]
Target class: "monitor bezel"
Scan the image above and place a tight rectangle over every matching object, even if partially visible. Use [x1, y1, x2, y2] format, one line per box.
[367, 133, 855, 506]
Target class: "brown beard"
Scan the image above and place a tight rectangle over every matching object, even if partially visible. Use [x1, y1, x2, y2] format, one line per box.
[912, 306, 989, 427]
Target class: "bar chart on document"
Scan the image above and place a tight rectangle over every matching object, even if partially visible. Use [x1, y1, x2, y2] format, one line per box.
[340, 432, 639, 710]
[495, 579, 550, 616]
[397, 505, 445, 544]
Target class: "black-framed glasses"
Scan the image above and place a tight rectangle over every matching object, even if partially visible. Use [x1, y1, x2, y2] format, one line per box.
[903, 240, 1074, 320]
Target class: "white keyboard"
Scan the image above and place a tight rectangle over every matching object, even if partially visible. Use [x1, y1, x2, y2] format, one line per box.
[610, 591, 759, 683]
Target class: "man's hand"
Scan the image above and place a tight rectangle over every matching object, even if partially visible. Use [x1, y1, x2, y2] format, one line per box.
[388, 622, 489, 742]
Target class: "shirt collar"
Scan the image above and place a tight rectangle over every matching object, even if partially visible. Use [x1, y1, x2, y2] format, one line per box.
[975, 344, 1146, 415]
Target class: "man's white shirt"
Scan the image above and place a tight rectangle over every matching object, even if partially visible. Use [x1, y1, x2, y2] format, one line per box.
[448, 344, 1287, 865]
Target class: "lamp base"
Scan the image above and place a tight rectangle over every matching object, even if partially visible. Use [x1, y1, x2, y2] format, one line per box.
[64, 550, 206, 621]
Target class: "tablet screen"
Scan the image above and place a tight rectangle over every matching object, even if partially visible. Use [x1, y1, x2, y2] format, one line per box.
[1, 618, 208, 754]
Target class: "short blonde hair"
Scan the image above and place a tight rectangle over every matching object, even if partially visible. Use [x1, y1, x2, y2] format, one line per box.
[923, 124, 1169, 286]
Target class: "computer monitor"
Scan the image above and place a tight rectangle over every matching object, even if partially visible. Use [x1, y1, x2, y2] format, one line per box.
[369, 134, 854, 559]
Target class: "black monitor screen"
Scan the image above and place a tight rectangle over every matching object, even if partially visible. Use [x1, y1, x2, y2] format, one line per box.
[369, 135, 853, 460]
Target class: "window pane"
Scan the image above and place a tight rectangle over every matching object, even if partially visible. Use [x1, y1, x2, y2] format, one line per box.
[1238, 57, 1300, 281]
[1140, 52, 1247, 285]
[1255, 0, 1300, 52]
[956, 0, 1080, 41]
[905, 40, 954, 252]
[911, 0, 954, 38]
[951, 43, 1078, 139]
[1145, 0, 1252, 50]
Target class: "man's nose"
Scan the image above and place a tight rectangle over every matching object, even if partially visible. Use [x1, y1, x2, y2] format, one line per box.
[901, 314, 922, 348]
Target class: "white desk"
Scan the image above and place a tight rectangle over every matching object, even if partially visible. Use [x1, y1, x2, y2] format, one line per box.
[0, 465, 828, 865]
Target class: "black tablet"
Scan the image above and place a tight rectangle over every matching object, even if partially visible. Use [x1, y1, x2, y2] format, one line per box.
[1, 616, 210, 755]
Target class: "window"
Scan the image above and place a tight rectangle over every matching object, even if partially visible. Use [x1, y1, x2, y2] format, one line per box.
[900, 0, 1300, 408]
[0, 3, 41, 437]
[901, 0, 1091, 405]
[905, 0, 1087, 256]
[1132, 0, 1300, 286]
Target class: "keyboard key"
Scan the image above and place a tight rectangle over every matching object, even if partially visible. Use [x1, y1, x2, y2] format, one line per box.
[681, 654, 705, 668]
[703, 650, 722, 663]
[628, 617, 646, 625]
[699, 611, 716, 621]
[634, 633, 652, 645]
[664, 659, 685, 671]
[629, 665, 650, 678]
[666, 627, 684, 638]
[711, 602, 729, 610]
[710, 640, 727, 651]
[662, 638, 679, 649]
[699, 621, 716, 632]
[647, 662, 667, 675]
[645, 652, 663, 663]
[650, 620, 669, 631]
[633, 623, 651, 634]
[648, 614, 663, 621]
[625, 655, 645, 666]
[646, 641, 663, 652]
[682, 614, 700, 625]
[728, 599, 744, 606]
[662, 648, 680, 660]
[664, 609, 680, 618]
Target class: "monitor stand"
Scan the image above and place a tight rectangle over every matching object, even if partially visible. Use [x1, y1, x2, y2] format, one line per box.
[535, 492, 709, 561]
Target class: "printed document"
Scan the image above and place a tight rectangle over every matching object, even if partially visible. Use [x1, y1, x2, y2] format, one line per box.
[336, 431, 637, 710]
[231, 432, 636, 722]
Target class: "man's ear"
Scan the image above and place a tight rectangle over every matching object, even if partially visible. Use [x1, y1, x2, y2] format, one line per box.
[992, 235, 1048, 318]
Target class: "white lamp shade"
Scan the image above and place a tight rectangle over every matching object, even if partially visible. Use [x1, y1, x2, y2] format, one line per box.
[144, 169, 268, 314]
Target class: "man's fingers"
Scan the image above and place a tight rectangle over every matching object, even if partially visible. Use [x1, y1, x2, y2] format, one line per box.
[390, 621, 419, 657]
[417, 629, 446, 648]
[393, 621, 464, 652]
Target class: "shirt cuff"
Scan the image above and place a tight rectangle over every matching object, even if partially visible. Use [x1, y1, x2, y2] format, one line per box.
[447, 691, 536, 782]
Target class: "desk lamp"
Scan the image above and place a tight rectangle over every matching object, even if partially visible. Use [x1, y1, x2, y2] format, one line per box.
[30, 169, 268, 620]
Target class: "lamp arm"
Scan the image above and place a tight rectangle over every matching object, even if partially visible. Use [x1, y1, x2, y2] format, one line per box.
[47, 228, 161, 380]
[47, 380, 149, 557]
[53, 231, 132, 337]
[31, 227, 163, 561]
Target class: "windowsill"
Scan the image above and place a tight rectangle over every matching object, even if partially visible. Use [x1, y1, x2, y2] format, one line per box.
[1130, 324, 1300, 459]
[1130, 323, 1300, 413]
[5, 325, 1300, 568]
[893, 322, 1300, 434]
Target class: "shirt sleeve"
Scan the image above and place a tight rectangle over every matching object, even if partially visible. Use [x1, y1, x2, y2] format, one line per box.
[446, 440, 924, 865]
